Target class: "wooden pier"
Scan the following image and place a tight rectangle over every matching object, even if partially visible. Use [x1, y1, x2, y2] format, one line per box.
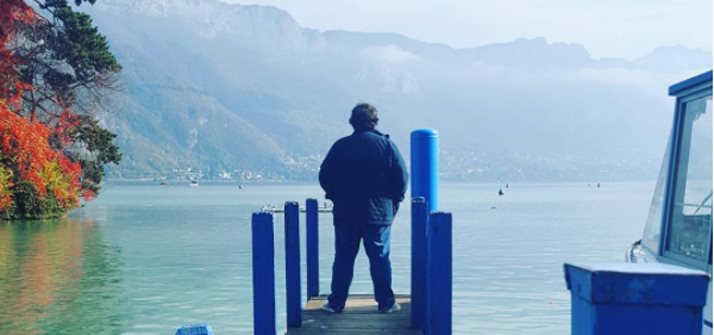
[252, 199, 452, 335]
[286, 294, 420, 335]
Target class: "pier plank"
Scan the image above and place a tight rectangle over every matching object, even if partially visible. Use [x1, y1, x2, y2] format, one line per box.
[286, 294, 421, 335]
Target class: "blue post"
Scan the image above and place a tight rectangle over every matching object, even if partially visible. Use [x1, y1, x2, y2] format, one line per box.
[410, 129, 439, 211]
[175, 324, 214, 335]
[564, 263, 710, 335]
[306, 198, 319, 298]
[411, 197, 428, 329]
[252, 212, 277, 335]
[284, 202, 302, 327]
[425, 212, 452, 335]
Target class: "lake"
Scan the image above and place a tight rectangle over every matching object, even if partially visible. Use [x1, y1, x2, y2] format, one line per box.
[0, 182, 653, 334]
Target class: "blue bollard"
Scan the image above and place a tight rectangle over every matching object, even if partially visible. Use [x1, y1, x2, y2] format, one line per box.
[564, 263, 710, 335]
[175, 324, 214, 335]
[411, 129, 439, 212]
[306, 198, 319, 298]
[425, 212, 452, 335]
[284, 202, 302, 328]
[411, 197, 428, 329]
[252, 212, 277, 335]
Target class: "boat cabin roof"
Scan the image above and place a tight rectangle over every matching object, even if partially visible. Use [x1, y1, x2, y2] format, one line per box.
[669, 70, 713, 97]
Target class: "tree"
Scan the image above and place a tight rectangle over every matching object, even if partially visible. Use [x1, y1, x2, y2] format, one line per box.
[14, 0, 121, 117]
[0, 0, 121, 219]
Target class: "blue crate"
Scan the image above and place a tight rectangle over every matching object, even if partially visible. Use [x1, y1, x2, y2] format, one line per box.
[175, 323, 214, 335]
[564, 263, 709, 335]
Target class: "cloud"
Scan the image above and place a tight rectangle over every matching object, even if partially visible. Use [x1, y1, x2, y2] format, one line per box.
[361, 44, 421, 63]
[576, 67, 694, 90]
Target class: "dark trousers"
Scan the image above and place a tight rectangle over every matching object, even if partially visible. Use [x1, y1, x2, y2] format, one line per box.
[327, 223, 395, 311]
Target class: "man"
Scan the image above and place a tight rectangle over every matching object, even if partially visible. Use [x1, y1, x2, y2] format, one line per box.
[319, 103, 408, 313]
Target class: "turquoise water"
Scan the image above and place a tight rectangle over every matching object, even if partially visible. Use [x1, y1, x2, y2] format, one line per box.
[0, 182, 653, 334]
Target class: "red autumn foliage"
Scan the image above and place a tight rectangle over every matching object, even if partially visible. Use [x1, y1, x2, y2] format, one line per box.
[0, 0, 34, 101]
[0, 1, 88, 215]
[0, 96, 83, 210]
[53, 108, 82, 147]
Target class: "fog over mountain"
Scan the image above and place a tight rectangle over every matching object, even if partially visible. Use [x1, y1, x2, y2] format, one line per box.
[81, 0, 712, 181]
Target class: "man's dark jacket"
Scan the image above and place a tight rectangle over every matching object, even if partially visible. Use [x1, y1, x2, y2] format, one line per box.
[319, 129, 408, 226]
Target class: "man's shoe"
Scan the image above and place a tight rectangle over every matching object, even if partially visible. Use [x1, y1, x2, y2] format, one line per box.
[321, 303, 342, 314]
[379, 302, 401, 313]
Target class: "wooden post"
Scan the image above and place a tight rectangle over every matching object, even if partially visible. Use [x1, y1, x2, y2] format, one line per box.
[411, 197, 428, 329]
[285, 202, 302, 327]
[306, 198, 319, 298]
[252, 212, 277, 335]
[426, 212, 452, 335]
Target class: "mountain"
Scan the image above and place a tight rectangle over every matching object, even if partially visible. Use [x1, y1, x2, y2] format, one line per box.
[466, 37, 595, 68]
[79, 0, 712, 181]
[633, 45, 712, 72]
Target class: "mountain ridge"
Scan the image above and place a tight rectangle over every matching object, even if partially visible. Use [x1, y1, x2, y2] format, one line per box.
[79, 0, 711, 181]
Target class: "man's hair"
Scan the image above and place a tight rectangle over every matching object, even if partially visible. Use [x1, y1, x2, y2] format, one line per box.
[349, 103, 379, 131]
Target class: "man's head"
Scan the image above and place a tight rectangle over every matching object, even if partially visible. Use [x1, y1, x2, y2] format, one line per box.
[349, 103, 379, 131]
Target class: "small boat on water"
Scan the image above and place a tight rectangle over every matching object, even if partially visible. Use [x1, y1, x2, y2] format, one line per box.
[189, 180, 199, 187]
[261, 204, 284, 213]
[261, 202, 333, 213]
[313, 204, 333, 213]
[498, 188, 504, 196]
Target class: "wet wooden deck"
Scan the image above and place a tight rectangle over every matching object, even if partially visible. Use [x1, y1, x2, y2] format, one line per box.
[286, 294, 421, 335]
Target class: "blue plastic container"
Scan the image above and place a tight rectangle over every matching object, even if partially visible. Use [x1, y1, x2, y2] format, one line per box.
[564, 263, 709, 335]
[175, 324, 214, 335]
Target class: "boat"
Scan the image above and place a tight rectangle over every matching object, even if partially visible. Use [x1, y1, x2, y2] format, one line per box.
[498, 188, 504, 196]
[260, 202, 333, 213]
[261, 204, 284, 213]
[315, 203, 334, 213]
[189, 180, 199, 187]
[626, 71, 712, 334]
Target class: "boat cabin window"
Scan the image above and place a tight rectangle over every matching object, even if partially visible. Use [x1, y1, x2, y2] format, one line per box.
[641, 136, 671, 253]
[665, 95, 712, 263]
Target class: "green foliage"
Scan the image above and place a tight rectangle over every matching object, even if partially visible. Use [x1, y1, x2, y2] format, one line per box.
[74, 115, 121, 192]
[10, 181, 64, 220]
[22, 0, 121, 107]
[50, 3, 121, 82]
[77, 115, 121, 164]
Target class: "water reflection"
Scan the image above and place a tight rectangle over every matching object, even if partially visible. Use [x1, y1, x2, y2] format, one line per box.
[0, 217, 122, 334]
[0, 183, 653, 334]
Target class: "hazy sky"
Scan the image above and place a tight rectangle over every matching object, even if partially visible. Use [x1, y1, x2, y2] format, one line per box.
[228, 0, 712, 60]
